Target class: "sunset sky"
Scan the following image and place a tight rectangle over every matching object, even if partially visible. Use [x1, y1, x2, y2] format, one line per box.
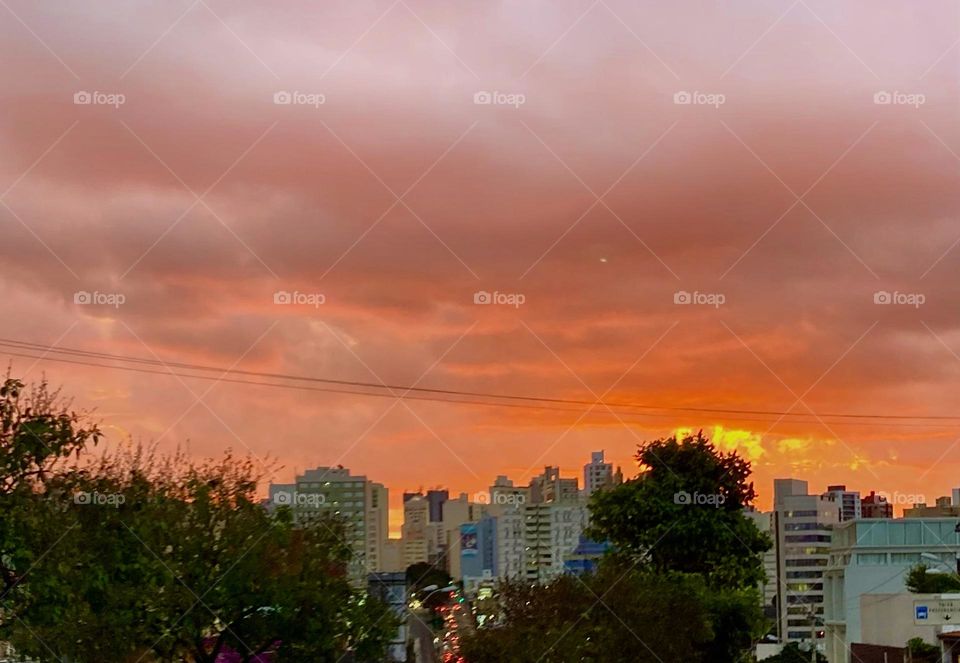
[2, 0, 959, 532]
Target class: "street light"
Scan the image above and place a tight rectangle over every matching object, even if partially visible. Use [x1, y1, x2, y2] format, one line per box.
[921, 551, 960, 577]
[418, 584, 457, 604]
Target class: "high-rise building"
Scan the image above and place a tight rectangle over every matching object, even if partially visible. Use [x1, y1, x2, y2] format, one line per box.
[745, 508, 777, 618]
[583, 451, 614, 495]
[523, 500, 588, 582]
[401, 494, 432, 568]
[489, 475, 530, 508]
[443, 493, 486, 580]
[366, 481, 389, 574]
[953, 487, 960, 507]
[381, 539, 404, 573]
[529, 466, 579, 504]
[861, 490, 893, 519]
[460, 516, 497, 582]
[772, 479, 840, 649]
[823, 485, 861, 522]
[268, 466, 387, 582]
[492, 508, 525, 580]
[426, 489, 449, 522]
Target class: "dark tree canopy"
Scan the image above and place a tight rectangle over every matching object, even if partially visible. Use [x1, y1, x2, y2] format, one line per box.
[587, 430, 771, 590]
[0, 376, 397, 663]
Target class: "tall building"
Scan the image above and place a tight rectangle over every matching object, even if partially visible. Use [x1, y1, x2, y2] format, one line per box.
[583, 450, 614, 495]
[268, 466, 387, 582]
[401, 494, 432, 568]
[823, 518, 960, 663]
[861, 490, 893, 519]
[460, 515, 497, 582]
[493, 507, 525, 580]
[381, 539, 404, 573]
[524, 500, 588, 582]
[426, 489, 449, 522]
[773, 479, 840, 649]
[529, 466, 579, 504]
[443, 493, 486, 580]
[489, 475, 530, 508]
[823, 485, 861, 522]
[483, 476, 527, 581]
[366, 481, 389, 574]
[746, 508, 778, 618]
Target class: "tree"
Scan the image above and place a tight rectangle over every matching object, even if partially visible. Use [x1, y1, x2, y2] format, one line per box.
[0, 376, 101, 597]
[584, 431, 771, 661]
[3, 445, 398, 662]
[759, 642, 827, 662]
[906, 564, 960, 594]
[0, 376, 397, 662]
[461, 565, 714, 663]
[906, 636, 941, 663]
[587, 430, 770, 590]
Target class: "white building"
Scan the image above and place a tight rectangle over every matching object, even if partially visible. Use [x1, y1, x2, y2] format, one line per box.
[524, 500, 588, 582]
[583, 451, 613, 495]
[823, 485, 862, 522]
[269, 466, 388, 582]
[746, 509, 778, 614]
[773, 479, 840, 648]
[442, 493, 486, 580]
[493, 507, 526, 580]
[824, 518, 960, 663]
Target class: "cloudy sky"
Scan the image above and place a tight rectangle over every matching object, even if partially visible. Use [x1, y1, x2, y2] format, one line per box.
[2, 0, 959, 529]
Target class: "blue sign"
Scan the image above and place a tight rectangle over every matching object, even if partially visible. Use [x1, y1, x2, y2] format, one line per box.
[916, 605, 929, 620]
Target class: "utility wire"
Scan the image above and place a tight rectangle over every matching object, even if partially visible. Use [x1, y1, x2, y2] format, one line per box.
[0, 337, 957, 429]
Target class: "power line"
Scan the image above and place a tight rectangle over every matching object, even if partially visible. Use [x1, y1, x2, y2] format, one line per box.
[0, 337, 957, 429]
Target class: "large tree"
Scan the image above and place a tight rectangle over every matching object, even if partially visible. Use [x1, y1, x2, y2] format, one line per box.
[587, 430, 770, 590]
[0, 376, 397, 662]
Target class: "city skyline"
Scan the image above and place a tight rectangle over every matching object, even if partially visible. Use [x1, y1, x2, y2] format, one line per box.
[2, 0, 960, 561]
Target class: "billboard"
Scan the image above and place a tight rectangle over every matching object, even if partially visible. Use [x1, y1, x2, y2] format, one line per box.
[461, 523, 478, 557]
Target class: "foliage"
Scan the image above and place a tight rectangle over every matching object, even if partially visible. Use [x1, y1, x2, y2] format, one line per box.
[759, 642, 827, 662]
[587, 430, 771, 590]
[0, 376, 397, 662]
[906, 564, 960, 594]
[0, 376, 102, 612]
[906, 637, 941, 663]
[461, 565, 714, 663]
